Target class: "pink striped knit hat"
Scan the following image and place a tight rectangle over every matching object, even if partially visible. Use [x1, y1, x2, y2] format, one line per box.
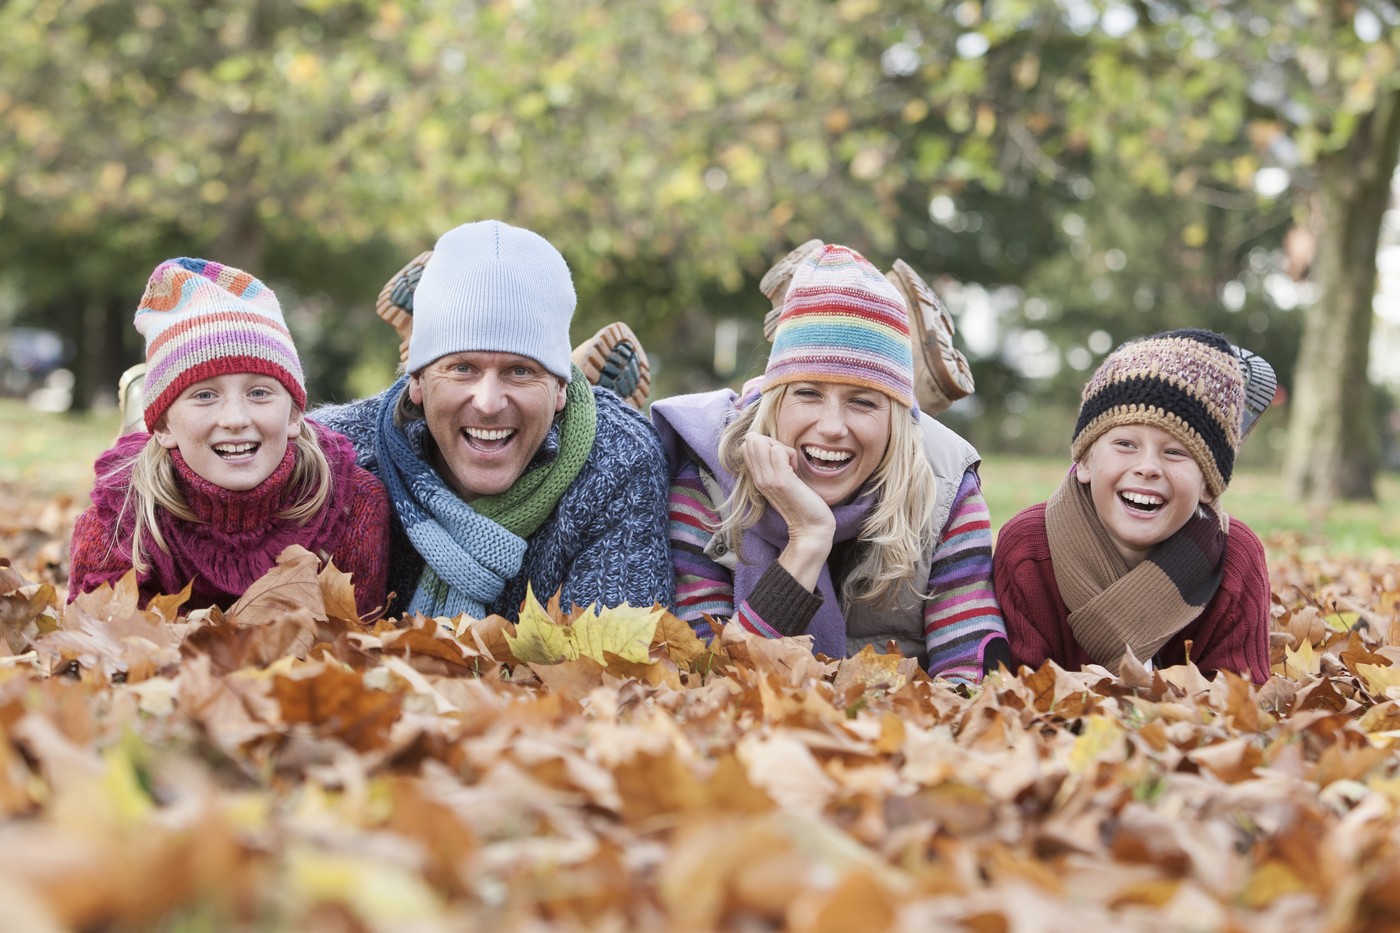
[134, 258, 306, 431]
[763, 244, 915, 409]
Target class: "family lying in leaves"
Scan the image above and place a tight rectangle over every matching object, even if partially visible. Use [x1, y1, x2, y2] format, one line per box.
[65, 220, 1276, 687]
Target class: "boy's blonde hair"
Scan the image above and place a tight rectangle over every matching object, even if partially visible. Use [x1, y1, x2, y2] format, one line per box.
[111, 419, 333, 574]
[715, 385, 938, 605]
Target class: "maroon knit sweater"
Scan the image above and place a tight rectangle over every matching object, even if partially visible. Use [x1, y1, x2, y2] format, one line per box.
[993, 503, 1271, 682]
[68, 421, 390, 618]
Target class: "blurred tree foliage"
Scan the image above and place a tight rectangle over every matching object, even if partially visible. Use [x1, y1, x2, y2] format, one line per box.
[2, 0, 1397, 502]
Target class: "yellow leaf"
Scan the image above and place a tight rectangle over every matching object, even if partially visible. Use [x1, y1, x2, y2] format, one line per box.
[506, 590, 661, 667]
[51, 739, 152, 830]
[571, 604, 660, 665]
[1067, 715, 1125, 774]
[1328, 610, 1362, 633]
[1283, 639, 1321, 678]
[287, 845, 442, 924]
[1357, 663, 1400, 697]
[505, 585, 573, 664]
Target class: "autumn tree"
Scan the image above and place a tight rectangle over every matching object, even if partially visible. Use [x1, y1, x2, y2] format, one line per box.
[925, 0, 1400, 501]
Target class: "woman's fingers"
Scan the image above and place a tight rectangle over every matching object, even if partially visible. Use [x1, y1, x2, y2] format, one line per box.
[742, 433, 834, 534]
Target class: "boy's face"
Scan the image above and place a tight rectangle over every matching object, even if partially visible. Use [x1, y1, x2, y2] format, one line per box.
[1077, 423, 1211, 568]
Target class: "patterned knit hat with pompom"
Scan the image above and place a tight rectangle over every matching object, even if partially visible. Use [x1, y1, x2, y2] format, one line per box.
[1071, 328, 1245, 499]
[763, 244, 915, 410]
[135, 258, 305, 431]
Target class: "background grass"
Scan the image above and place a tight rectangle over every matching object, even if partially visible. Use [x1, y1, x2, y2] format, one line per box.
[3, 398, 1397, 560]
[0, 399, 122, 497]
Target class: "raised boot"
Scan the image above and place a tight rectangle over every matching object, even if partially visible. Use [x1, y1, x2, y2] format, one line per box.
[884, 259, 976, 417]
[375, 250, 433, 364]
[571, 322, 651, 410]
[759, 239, 825, 341]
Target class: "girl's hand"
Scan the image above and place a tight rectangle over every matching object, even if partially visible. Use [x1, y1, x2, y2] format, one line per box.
[742, 433, 834, 590]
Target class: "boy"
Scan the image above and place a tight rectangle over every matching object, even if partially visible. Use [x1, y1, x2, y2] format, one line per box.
[993, 329, 1271, 681]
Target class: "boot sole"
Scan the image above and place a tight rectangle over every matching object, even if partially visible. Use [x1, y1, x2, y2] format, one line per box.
[885, 259, 976, 416]
[571, 322, 651, 410]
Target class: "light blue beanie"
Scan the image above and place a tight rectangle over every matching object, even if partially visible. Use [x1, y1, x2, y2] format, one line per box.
[406, 220, 576, 380]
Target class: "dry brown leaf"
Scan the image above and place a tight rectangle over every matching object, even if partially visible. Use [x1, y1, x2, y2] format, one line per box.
[317, 559, 364, 624]
[272, 662, 403, 753]
[225, 544, 325, 626]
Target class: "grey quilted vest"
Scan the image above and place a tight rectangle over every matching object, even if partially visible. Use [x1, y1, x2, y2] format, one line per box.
[702, 415, 979, 666]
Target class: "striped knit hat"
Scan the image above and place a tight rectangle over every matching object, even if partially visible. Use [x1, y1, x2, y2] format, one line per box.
[1071, 328, 1245, 499]
[763, 244, 915, 409]
[134, 258, 306, 431]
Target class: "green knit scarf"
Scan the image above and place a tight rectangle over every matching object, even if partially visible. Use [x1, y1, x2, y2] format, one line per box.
[470, 366, 597, 539]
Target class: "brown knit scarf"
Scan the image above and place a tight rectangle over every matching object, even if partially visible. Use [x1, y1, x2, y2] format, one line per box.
[1044, 470, 1227, 670]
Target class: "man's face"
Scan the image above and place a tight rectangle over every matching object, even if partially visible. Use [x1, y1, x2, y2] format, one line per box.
[409, 351, 568, 501]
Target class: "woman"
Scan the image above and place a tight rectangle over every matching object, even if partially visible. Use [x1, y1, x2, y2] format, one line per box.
[651, 244, 1009, 684]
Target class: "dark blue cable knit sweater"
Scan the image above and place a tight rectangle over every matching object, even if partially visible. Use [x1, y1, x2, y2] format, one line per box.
[312, 384, 674, 620]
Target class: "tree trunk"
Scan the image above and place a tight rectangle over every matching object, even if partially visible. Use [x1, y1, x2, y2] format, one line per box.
[1284, 87, 1400, 504]
[212, 197, 267, 274]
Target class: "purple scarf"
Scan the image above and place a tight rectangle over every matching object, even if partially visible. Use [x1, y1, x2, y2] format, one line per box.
[651, 389, 874, 658]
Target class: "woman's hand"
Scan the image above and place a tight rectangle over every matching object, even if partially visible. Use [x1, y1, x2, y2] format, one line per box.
[742, 432, 833, 590]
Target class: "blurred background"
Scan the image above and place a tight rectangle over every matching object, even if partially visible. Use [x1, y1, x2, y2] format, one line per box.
[3, 0, 1399, 517]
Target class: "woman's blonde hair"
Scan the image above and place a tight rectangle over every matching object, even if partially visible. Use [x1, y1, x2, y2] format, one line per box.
[112, 418, 333, 574]
[715, 384, 938, 605]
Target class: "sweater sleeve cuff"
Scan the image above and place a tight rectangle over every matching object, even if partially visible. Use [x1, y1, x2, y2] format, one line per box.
[743, 562, 824, 637]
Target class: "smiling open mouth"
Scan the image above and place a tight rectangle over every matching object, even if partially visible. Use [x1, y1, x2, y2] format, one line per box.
[213, 442, 259, 459]
[463, 426, 515, 451]
[803, 446, 852, 474]
[1120, 491, 1164, 513]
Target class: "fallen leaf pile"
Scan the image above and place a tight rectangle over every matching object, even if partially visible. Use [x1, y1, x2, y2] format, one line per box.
[2, 492, 1400, 931]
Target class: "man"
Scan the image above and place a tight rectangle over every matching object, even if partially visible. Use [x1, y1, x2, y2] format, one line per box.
[313, 219, 673, 620]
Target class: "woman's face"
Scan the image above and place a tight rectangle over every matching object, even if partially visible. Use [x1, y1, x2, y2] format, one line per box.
[772, 382, 892, 506]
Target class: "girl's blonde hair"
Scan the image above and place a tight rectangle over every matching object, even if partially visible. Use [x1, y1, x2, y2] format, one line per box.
[112, 418, 333, 574]
[715, 385, 938, 605]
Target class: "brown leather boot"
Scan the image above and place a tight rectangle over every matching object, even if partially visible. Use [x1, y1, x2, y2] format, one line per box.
[375, 250, 433, 364]
[759, 239, 825, 341]
[571, 322, 651, 410]
[884, 259, 975, 417]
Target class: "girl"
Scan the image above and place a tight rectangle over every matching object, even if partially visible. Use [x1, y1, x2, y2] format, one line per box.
[69, 258, 391, 618]
[651, 244, 1009, 684]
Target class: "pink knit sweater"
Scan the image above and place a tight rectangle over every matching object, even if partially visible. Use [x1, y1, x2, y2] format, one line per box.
[68, 422, 390, 618]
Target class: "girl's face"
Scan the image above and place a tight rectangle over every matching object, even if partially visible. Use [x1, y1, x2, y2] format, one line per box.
[772, 381, 892, 506]
[153, 374, 301, 491]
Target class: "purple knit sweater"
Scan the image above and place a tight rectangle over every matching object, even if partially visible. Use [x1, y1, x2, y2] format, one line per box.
[68, 422, 391, 618]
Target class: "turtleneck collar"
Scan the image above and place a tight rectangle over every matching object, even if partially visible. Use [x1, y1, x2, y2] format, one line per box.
[169, 441, 299, 533]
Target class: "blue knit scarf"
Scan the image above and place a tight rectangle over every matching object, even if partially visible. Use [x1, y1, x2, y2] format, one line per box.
[373, 375, 529, 619]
